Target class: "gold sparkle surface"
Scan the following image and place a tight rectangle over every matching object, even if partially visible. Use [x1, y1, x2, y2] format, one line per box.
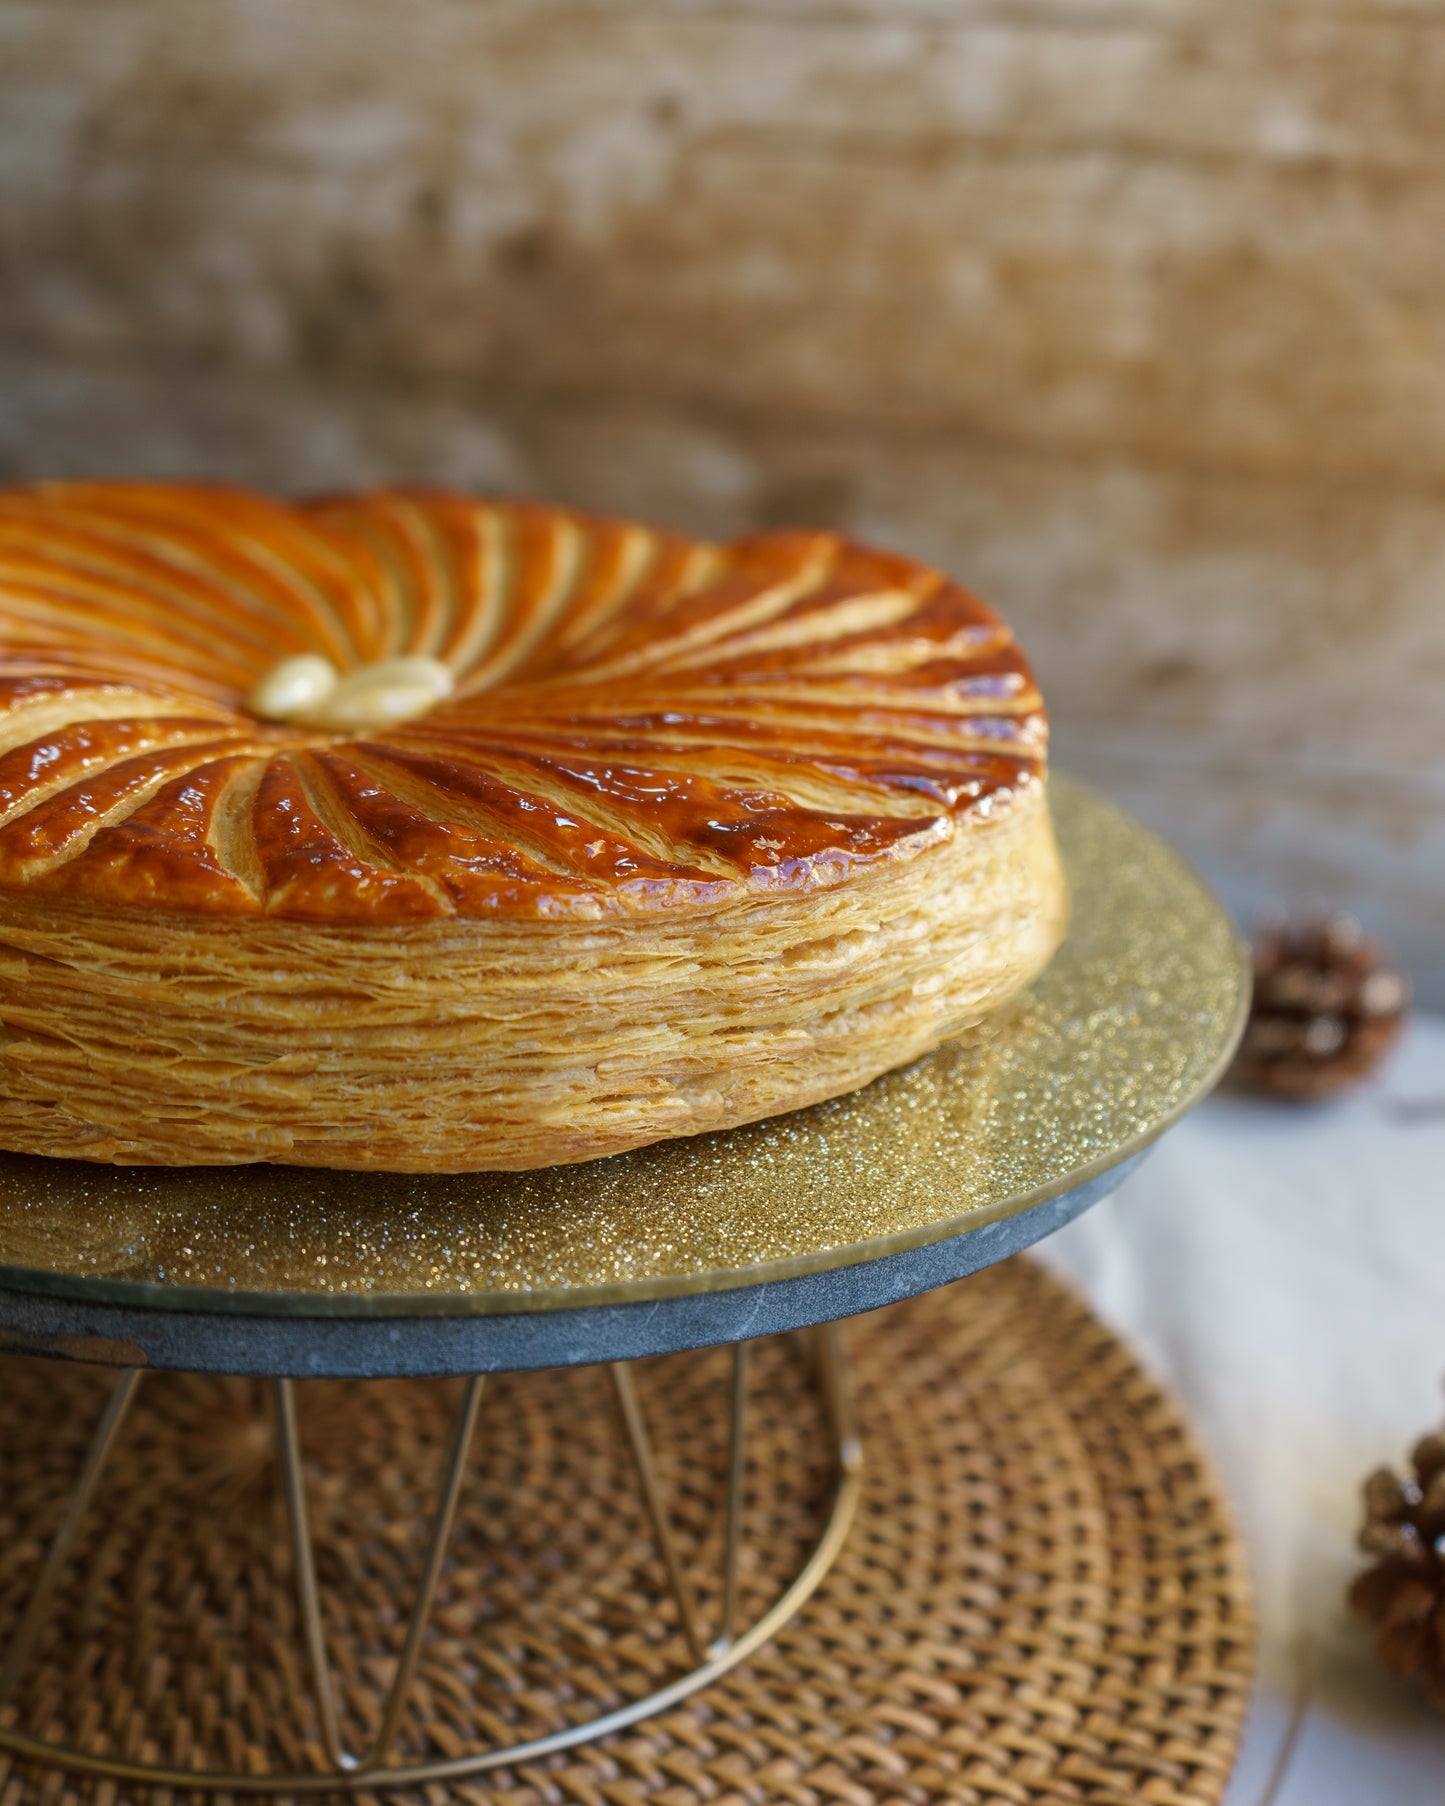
[0, 779, 1247, 1318]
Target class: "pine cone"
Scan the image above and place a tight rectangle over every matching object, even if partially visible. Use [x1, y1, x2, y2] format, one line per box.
[1232, 910, 1409, 1101]
[1350, 1431, 1445, 1708]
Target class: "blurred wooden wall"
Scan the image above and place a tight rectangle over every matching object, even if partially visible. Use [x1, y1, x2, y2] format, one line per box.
[1, 0, 1442, 999]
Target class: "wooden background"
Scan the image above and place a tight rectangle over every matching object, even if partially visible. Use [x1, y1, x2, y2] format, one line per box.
[0, 0, 1441, 999]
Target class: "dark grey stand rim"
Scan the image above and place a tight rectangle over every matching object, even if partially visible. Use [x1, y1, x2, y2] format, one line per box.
[0, 1150, 1145, 1377]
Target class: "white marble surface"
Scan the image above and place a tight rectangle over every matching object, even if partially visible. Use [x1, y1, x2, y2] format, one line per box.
[1040, 1014, 1445, 1804]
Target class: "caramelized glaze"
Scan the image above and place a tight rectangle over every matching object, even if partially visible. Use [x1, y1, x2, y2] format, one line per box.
[0, 484, 1046, 921]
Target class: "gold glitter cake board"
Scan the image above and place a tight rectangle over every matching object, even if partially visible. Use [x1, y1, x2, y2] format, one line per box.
[0, 779, 1246, 1320]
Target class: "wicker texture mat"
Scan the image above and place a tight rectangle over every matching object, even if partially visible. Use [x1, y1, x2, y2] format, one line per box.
[0, 1259, 1253, 1805]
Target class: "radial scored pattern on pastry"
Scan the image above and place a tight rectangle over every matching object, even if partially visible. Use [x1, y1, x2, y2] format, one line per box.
[0, 482, 1046, 921]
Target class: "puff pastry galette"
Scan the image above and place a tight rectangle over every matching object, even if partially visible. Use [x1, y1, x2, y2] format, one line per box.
[0, 483, 1065, 1171]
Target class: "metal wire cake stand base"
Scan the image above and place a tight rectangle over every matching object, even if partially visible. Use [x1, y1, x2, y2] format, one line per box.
[1, 1329, 861, 1792]
[0, 780, 1247, 1794]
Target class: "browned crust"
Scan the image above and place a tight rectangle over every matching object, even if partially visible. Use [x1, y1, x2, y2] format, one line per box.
[0, 483, 1045, 923]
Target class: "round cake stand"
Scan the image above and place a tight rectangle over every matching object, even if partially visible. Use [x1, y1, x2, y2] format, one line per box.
[0, 779, 1248, 1796]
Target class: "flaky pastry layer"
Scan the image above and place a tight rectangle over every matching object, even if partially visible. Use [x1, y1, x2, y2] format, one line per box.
[0, 781, 1062, 1170]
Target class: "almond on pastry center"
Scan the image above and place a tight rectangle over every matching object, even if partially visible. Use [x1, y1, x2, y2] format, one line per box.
[248, 653, 456, 732]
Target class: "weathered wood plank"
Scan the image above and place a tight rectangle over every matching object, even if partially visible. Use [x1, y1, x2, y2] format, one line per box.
[2, 2, 1445, 478]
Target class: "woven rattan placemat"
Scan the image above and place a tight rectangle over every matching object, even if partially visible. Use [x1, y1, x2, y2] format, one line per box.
[0, 1259, 1254, 1805]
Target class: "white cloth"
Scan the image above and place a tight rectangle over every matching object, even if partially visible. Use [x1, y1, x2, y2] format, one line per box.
[1039, 1014, 1445, 1805]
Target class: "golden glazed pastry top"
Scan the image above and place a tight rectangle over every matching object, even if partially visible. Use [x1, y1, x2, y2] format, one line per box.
[0, 483, 1046, 923]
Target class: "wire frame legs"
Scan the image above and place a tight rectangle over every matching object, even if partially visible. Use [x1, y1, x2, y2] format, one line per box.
[0, 1329, 861, 1793]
